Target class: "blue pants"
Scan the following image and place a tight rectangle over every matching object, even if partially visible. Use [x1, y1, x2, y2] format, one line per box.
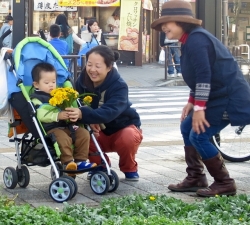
[167, 43, 181, 74]
[180, 114, 230, 160]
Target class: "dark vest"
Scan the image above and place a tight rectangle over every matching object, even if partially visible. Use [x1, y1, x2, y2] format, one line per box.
[181, 28, 250, 126]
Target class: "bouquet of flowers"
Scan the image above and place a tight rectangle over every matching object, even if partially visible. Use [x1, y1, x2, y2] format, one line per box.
[49, 87, 94, 109]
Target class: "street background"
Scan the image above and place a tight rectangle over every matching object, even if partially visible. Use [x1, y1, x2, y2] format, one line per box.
[0, 63, 250, 209]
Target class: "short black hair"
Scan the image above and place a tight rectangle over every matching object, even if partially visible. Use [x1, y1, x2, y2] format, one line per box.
[31, 62, 56, 82]
[5, 15, 13, 22]
[50, 24, 61, 38]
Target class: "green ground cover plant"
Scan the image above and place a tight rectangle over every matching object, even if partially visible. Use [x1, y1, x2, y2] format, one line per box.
[0, 194, 250, 224]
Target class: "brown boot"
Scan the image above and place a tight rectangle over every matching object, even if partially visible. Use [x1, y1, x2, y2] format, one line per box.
[196, 153, 237, 197]
[168, 146, 208, 192]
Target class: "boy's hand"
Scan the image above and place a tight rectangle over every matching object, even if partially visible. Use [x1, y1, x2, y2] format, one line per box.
[58, 111, 69, 120]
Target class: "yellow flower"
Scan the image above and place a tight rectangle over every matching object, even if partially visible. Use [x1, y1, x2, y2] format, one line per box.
[239, 218, 243, 221]
[49, 87, 79, 110]
[215, 194, 219, 197]
[149, 196, 155, 201]
[83, 96, 93, 105]
[48, 87, 95, 112]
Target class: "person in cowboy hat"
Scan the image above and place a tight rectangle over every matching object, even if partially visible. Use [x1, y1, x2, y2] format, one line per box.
[151, 0, 250, 197]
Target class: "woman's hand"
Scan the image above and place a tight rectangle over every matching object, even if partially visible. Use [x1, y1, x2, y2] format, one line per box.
[90, 124, 101, 137]
[192, 110, 210, 134]
[65, 108, 82, 122]
[181, 103, 193, 122]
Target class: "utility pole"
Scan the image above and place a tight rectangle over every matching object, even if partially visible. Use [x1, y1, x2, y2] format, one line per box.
[222, 0, 228, 46]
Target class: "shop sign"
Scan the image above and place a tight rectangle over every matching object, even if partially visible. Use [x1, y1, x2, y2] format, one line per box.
[34, 0, 77, 11]
[58, 0, 120, 7]
[0, 2, 9, 14]
[118, 0, 141, 51]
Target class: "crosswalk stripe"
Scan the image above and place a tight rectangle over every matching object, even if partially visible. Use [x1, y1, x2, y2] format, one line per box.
[132, 102, 187, 107]
[129, 87, 189, 121]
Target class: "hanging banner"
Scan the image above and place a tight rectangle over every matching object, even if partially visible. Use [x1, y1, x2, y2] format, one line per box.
[34, 0, 77, 11]
[58, 0, 120, 7]
[118, 0, 141, 51]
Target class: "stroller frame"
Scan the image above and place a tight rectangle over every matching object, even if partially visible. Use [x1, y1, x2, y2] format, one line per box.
[2, 36, 119, 203]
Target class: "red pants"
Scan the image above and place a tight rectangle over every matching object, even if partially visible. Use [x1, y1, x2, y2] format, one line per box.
[89, 125, 143, 172]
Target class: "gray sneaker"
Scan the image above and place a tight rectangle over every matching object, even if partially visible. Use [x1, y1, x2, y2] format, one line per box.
[168, 74, 175, 78]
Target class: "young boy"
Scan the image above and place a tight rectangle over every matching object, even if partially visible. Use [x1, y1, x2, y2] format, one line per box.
[49, 24, 70, 68]
[30, 62, 96, 174]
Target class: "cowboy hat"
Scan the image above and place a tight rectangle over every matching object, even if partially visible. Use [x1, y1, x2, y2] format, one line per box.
[151, 0, 202, 31]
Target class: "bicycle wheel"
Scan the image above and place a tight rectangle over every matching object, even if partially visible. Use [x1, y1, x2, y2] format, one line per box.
[212, 125, 250, 162]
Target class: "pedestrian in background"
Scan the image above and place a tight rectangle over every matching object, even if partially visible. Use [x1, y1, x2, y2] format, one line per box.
[0, 15, 13, 48]
[81, 19, 106, 45]
[160, 31, 182, 78]
[151, 0, 250, 197]
[47, 14, 85, 54]
[49, 24, 70, 68]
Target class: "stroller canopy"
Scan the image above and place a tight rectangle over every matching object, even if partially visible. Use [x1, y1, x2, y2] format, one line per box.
[8, 37, 71, 98]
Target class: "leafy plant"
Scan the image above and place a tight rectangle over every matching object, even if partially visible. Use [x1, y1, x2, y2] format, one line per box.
[0, 194, 250, 224]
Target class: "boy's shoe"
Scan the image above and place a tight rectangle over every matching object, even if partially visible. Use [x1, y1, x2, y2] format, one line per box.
[124, 172, 139, 181]
[177, 73, 182, 77]
[65, 161, 77, 177]
[77, 161, 97, 170]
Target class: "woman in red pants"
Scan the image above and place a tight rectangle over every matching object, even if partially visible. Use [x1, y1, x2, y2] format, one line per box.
[66, 45, 143, 181]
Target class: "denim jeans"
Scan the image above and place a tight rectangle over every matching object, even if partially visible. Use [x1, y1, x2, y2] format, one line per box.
[180, 114, 230, 160]
[167, 43, 181, 74]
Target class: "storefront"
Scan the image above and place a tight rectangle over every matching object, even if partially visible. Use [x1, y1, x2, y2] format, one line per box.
[24, 0, 158, 66]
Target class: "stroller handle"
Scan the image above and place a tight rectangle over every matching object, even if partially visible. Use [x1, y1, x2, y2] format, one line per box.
[0, 29, 12, 49]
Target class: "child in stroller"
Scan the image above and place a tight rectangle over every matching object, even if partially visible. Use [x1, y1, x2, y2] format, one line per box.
[30, 62, 97, 174]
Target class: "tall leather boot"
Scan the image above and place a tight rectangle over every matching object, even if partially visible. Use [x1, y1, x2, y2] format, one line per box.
[168, 146, 208, 192]
[196, 153, 237, 197]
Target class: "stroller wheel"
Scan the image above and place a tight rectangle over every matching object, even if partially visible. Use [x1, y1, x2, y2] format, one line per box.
[49, 177, 74, 203]
[90, 171, 110, 195]
[108, 170, 120, 193]
[3, 167, 18, 189]
[16, 165, 30, 188]
[50, 162, 63, 180]
[60, 175, 78, 199]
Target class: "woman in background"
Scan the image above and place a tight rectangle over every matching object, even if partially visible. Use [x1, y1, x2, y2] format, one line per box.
[82, 19, 106, 45]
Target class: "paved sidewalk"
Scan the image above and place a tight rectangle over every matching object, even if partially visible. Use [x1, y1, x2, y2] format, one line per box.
[0, 63, 250, 209]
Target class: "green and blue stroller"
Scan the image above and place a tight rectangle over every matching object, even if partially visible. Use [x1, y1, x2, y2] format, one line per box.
[1, 35, 119, 203]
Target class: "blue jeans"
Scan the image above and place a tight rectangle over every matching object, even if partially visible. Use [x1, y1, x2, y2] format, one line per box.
[180, 114, 230, 160]
[167, 43, 181, 74]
